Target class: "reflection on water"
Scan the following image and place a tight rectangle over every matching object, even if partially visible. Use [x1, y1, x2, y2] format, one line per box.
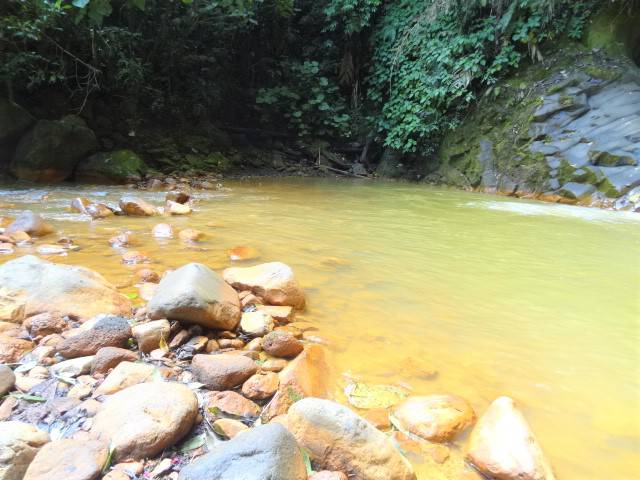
[1, 178, 639, 479]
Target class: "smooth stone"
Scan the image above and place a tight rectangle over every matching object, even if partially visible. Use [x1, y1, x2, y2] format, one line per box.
[93, 361, 155, 396]
[288, 398, 416, 480]
[0, 289, 26, 323]
[119, 196, 156, 216]
[56, 315, 131, 359]
[165, 190, 190, 204]
[309, 472, 348, 480]
[191, 353, 257, 390]
[91, 382, 198, 461]
[212, 418, 248, 439]
[5, 212, 53, 237]
[240, 310, 274, 337]
[0, 365, 16, 396]
[121, 251, 150, 265]
[256, 305, 295, 323]
[152, 223, 174, 238]
[0, 335, 33, 364]
[136, 268, 160, 283]
[204, 390, 261, 418]
[24, 312, 67, 337]
[178, 229, 205, 243]
[50, 356, 94, 378]
[131, 319, 170, 353]
[241, 371, 279, 400]
[147, 263, 241, 330]
[262, 330, 303, 358]
[23, 438, 108, 480]
[0, 421, 50, 480]
[166, 200, 191, 215]
[178, 423, 306, 480]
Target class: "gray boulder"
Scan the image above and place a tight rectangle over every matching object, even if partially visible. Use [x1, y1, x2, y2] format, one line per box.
[11, 115, 97, 182]
[178, 423, 307, 480]
[76, 149, 147, 184]
[147, 263, 241, 330]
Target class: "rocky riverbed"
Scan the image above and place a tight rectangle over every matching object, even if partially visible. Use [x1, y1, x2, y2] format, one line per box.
[0, 182, 561, 480]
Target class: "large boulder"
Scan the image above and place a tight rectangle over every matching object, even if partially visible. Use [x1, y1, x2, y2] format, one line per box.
[0, 256, 132, 321]
[56, 315, 131, 358]
[287, 398, 416, 480]
[0, 421, 49, 480]
[0, 99, 34, 146]
[23, 438, 108, 480]
[10, 115, 97, 182]
[75, 150, 147, 184]
[5, 212, 53, 237]
[90, 382, 198, 461]
[223, 262, 305, 309]
[191, 353, 257, 390]
[178, 423, 307, 480]
[467, 396, 556, 480]
[148, 263, 241, 330]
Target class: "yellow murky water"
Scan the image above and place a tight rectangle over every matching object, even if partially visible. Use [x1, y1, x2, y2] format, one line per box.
[1, 178, 639, 479]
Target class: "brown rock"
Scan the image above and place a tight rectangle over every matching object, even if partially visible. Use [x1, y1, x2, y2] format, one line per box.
[191, 353, 257, 390]
[227, 246, 260, 261]
[90, 382, 198, 461]
[241, 371, 279, 400]
[165, 189, 190, 204]
[23, 438, 108, 480]
[205, 390, 260, 418]
[218, 338, 244, 349]
[0, 288, 26, 323]
[393, 395, 476, 442]
[132, 319, 170, 353]
[260, 358, 288, 373]
[108, 231, 134, 248]
[212, 418, 248, 438]
[94, 361, 155, 396]
[24, 312, 68, 337]
[0, 335, 33, 363]
[5, 211, 53, 237]
[122, 250, 150, 265]
[152, 223, 173, 238]
[363, 408, 391, 430]
[467, 396, 556, 480]
[8, 231, 31, 244]
[169, 329, 190, 348]
[136, 268, 160, 283]
[56, 315, 131, 359]
[0, 421, 50, 480]
[256, 305, 294, 323]
[84, 203, 113, 219]
[245, 337, 263, 351]
[262, 330, 303, 358]
[178, 229, 204, 243]
[0, 364, 16, 396]
[205, 339, 220, 352]
[119, 196, 156, 216]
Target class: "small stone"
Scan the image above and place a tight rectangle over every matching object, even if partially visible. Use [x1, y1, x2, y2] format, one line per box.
[0, 335, 34, 363]
[152, 223, 174, 238]
[227, 246, 260, 261]
[23, 438, 108, 480]
[205, 390, 261, 418]
[132, 319, 170, 353]
[166, 190, 190, 204]
[119, 197, 157, 216]
[178, 229, 204, 243]
[137, 268, 160, 283]
[166, 200, 191, 215]
[240, 310, 274, 337]
[191, 353, 257, 390]
[262, 330, 303, 358]
[256, 305, 294, 323]
[113, 461, 144, 476]
[109, 231, 134, 248]
[245, 337, 263, 351]
[9, 231, 31, 244]
[122, 250, 150, 265]
[24, 312, 67, 337]
[241, 371, 279, 400]
[36, 244, 66, 255]
[169, 329, 190, 348]
[0, 421, 50, 480]
[94, 361, 156, 396]
[149, 458, 173, 479]
[56, 315, 131, 359]
[0, 364, 16, 396]
[260, 358, 287, 373]
[184, 335, 208, 353]
[205, 339, 220, 352]
[50, 356, 94, 378]
[212, 418, 248, 438]
[91, 346, 138, 375]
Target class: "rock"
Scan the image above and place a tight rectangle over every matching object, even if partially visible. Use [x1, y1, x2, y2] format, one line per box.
[7, 231, 31, 244]
[362, 408, 391, 430]
[102, 471, 129, 480]
[178, 228, 205, 243]
[0, 98, 34, 145]
[178, 423, 306, 480]
[288, 398, 416, 480]
[56, 315, 131, 359]
[191, 353, 257, 390]
[131, 319, 170, 353]
[212, 418, 248, 438]
[256, 305, 294, 323]
[0, 243, 14, 254]
[23, 313, 67, 338]
[70, 198, 113, 219]
[35, 244, 67, 256]
[166, 200, 191, 215]
[121, 251, 150, 265]
[94, 361, 155, 396]
[91, 382, 198, 461]
[0, 289, 26, 323]
[23, 438, 108, 480]
[310, 472, 348, 480]
[0, 421, 49, 480]
[166, 190, 190, 204]
[108, 232, 134, 248]
[137, 282, 158, 301]
[240, 310, 274, 337]
[559, 182, 596, 201]
[204, 390, 261, 418]
[10, 116, 98, 182]
[147, 263, 241, 330]
[76, 150, 147, 184]
[0, 335, 33, 363]
[242, 372, 279, 400]
[227, 246, 260, 261]
[152, 223, 173, 238]
[263, 345, 329, 420]
[0, 256, 131, 321]
[467, 396, 556, 480]
[5, 212, 53, 237]
[261, 358, 288, 373]
[223, 262, 305, 309]
[136, 268, 160, 283]
[0, 365, 15, 396]
[50, 356, 94, 378]
[392, 395, 476, 442]
[262, 330, 303, 358]
[118, 196, 156, 216]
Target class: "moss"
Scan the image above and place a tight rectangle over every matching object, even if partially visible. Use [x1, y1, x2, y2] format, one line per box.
[556, 159, 576, 185]
[585, 4, 640, 61]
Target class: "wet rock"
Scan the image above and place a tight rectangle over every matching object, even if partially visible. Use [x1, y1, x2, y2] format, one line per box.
[191, 353, 257, 390]
[50, 356, 94, 378]
[119, 196, 157, 216]
[205, 339, 220, 352]
[242, 371, 279, 400]
[392, 395, 476, 442]
[178, 423, 306, 480]
[166, 190, 190, 204]
[257, 305, 294, 323]
[262, 330, 303, 358]
[131, 319, 170, 353]
[166, 200, 191, 215]
[56, 315, 131, 359]
[212, 418, 248, 438]
[91, 347, 138, 375]
[467, 396, 556, 480]
[0, 256, 132, 321]
[76, 150, 147, 184]
[70, 198, 113, 219]
[0, 365, 16, 396]
[91, 382, 198, 461]
[223, 262, 305, 309]
[240, 310, 274, 337]
[288, 398, 416, 480]
[35, 244, 67, 256]
[309, 472, 348, 480]
[136, 268, 160, 283]
[178, 228, 205, 243]
[227, 246, 260, 262]
[147, 263, 241, 330]
[559, 182, 596, 201]
[23, 438, 108, 480]
[263, 345, 329, 420]
[0, 335, 33, 363]
[0, 243, 13, 254]
[7, 231, 31, 244]
[0, 421, 49, 480]
[0, 289, 26, 323]
[121, 250, 150, 265]
[94, 361, 155, 396]
[260, 358, 288, 373]
[204, 390, 261, 418]
[5, 212, 53, 237]
[152, 223, 173, 238]
[11, 116, 98, 182]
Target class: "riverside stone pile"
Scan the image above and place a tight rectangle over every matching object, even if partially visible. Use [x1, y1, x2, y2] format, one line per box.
[0, 212, 558, 479]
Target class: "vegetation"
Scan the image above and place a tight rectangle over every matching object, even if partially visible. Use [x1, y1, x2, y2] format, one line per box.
[0, 0, 636, 168]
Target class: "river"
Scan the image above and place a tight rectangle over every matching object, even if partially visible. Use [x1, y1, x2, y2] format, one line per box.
[1, 177, 639, 479]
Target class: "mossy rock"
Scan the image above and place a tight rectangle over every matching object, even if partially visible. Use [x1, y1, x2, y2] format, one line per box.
[76, 149, 147, 184]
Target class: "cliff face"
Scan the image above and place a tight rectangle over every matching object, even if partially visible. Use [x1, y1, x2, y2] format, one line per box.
[432, 7, 640, 211]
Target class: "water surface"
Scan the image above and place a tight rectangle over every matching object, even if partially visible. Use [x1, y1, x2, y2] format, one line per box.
[1, 178, 639, 479]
